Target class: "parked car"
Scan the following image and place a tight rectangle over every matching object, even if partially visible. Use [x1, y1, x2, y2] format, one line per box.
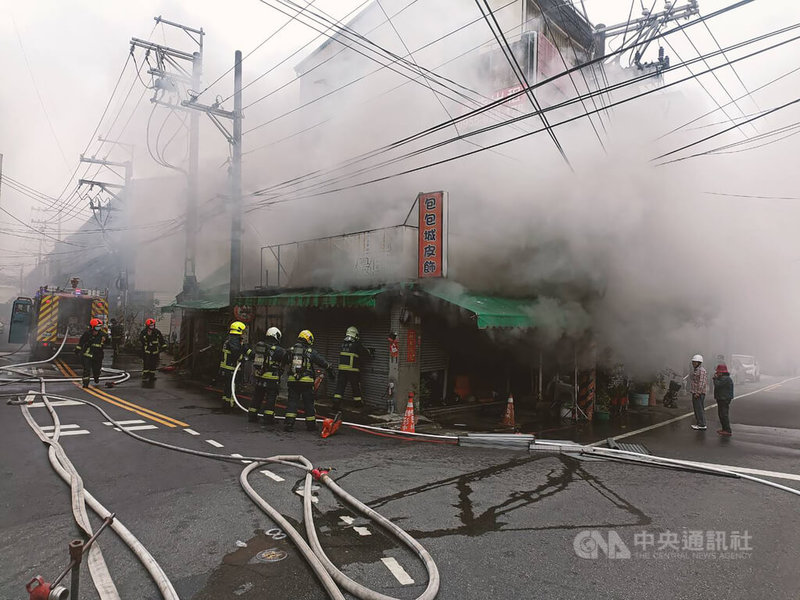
[731, 354, 760, 384]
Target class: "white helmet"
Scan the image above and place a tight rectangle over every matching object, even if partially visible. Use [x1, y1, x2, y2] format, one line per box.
[691, 354, 703, 363]
[266, 326, 282, 342]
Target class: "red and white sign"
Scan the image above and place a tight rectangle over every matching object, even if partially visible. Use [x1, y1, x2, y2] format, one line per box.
[406, 329, 418, 363]
[417, 191, 447, 279]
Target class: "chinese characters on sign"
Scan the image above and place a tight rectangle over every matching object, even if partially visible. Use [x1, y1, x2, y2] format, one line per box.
[573, 529, 753, 561]
[417, 191, 447, 278]
[406, 329, 418, 363]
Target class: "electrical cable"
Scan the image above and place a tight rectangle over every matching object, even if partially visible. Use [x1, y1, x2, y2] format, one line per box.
[653, 96, 800, 165]
[701, 16, 761, 112]
[245, 1, 771, 202]
[475, 0, 572, 169]
[247, 26, 800, 208]
[241, 0, 521, 157]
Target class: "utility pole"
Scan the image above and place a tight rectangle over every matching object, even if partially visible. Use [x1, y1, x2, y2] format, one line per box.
[131, 17, 204, 299]
[180, 50, 243, 305]
[231, 50, 243, 302]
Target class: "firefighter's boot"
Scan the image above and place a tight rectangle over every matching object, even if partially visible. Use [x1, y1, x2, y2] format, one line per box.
[247, 409, 259, 423]
[305, 417, 317, 432]
[263, 413, 275, 426]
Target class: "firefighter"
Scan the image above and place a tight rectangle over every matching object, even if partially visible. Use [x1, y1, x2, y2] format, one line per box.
[249, 327, 287, 425]
[139, 318, 167, 385]
[219, 321, 252, 412]
[110, 318, 124, 360]
[75, 318, 108, 387]
[284, 329, 335, 432]
[332, 326, 374, 411]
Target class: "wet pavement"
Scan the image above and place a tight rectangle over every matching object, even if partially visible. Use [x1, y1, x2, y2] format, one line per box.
[1, 353, 798, 599]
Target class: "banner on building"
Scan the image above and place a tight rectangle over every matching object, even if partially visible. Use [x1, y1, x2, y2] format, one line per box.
[417, 191, 448, 278]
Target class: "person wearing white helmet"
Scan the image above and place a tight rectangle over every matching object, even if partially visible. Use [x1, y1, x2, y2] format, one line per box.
[689, 354, 708, 430]
[248, 327, 287, 426]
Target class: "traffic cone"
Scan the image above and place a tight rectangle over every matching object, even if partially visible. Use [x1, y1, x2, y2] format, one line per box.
[501, 393, 515, 427]
[401, 392, 416, 433]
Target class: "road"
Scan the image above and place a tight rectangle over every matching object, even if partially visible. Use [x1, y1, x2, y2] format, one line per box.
[1, 357, 799, 600]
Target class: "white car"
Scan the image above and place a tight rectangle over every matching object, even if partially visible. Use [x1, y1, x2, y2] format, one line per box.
[731, 354, 760, 384]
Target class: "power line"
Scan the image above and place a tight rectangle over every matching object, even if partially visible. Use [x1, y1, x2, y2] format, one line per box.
[247, 23, 800, 207]
[657, 63, 800, 140]
[653, 96, 800, 165]
[242, 0, 521, 155]
[475, 0, 572, 168]
[701, 16, 761, 112]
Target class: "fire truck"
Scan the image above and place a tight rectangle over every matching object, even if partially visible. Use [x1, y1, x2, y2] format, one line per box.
[8, 281, 109, 360]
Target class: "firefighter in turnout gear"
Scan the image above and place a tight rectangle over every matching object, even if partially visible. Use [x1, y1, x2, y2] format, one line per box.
[219, 321, 253, 412]
[139, 319, 166, 385]
[249, 327, 287, 425]
[284, 329, 335, 432]
[75, 318, 108, 387]
[333, 326, 374, 411]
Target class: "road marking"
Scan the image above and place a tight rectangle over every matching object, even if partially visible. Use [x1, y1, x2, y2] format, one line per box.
[592, 376, 800, 446]
[41, 424, 80, 431]
[295, 489, 319, 503]
[46, 430, 90, 437]
[260, 470, 285, 482]
[30, 400, 82, 408]
[111, 425, 158, 432]
[56, 360, 188, 428]
[339, 516, 355, 525]
[381, 557, 414, 585]
[231, 453, 252, 464]
[353, 526, 371, 536]
[184, 428, 200, 436]
[206, 439, 224, 448]
[103, 420, 146, 426]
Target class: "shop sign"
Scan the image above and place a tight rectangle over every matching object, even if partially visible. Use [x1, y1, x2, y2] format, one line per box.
[417, 191, 448, 278]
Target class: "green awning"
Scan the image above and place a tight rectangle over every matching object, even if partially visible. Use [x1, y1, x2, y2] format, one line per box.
[424, 287, 535, 329]
[238, 289, 384, 309]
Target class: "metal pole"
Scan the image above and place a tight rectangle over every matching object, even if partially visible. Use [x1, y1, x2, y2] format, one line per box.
[69, 540, 82, 599]
[184, 50, 202, 297]
[230, 50, 243, 304]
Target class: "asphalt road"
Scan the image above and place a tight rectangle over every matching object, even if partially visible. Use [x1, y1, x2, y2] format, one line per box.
[1, 357, 798, 600]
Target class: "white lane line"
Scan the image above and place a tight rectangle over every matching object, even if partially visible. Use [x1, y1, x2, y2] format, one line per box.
[206, 439, 224, 448]
[295, 489, 319, 503]
[30, 400, 82, 408]
[260, 470, 285, 482]
[103, 420, 146, 426]
[231, 453, 252, 464]
[41, 424, 80, 431]
[184, 428, 200, 436]
[339, 516, 355, 525]
[353, 526, 371, 536]
[592, 376, 800, 446]
[46, 430, 90, 437]
[381, 557, 414, 585]
[111, 425, 158, 432]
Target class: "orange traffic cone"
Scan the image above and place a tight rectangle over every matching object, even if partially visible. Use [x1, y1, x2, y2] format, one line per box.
[501, 394, 515, 427]
[401, 392, 416, 433]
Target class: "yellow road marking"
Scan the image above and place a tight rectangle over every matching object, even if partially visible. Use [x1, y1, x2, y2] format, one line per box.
[56, 360, 188, 428]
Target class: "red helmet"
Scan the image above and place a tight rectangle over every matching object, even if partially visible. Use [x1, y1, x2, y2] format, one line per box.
[145, 318, 156, 327]
[90, 318, 102, 328]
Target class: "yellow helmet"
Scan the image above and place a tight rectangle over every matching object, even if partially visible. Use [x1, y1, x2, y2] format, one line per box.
[230, 321, 246, 335]
[298, 329, 314, 345]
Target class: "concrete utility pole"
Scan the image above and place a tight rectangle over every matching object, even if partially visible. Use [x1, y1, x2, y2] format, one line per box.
[231, 50, 243, 302]
[131, 17, 204, 299]
[180, 50, 243, 305]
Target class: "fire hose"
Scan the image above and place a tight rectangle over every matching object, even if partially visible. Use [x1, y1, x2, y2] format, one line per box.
[16, 389, 442, 599]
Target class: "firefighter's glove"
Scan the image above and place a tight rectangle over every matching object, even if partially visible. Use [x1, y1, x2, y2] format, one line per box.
[326, 367, 336, 380]
[73, 347, 81, 355]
